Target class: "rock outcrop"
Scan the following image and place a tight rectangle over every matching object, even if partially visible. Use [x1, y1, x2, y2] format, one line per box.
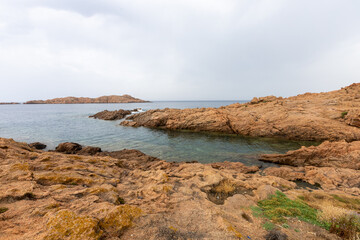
[121, 83, 360, 141]
[89, 109, 135, 120]
[29, 142, 47, 150]
[24, 95, 148, 104]
[259, 140, 360, 170]
[0, 138, 347, 240]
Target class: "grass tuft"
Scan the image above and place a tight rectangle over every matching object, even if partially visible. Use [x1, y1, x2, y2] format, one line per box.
[256, 191, 329, 229]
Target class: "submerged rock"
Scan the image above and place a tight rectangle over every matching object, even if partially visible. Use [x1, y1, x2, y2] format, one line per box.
[121, 83, 360, 141]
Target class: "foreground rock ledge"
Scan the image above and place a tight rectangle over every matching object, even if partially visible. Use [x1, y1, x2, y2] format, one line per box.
[121, 83, 360, 141]
[1, 138, 357, 239]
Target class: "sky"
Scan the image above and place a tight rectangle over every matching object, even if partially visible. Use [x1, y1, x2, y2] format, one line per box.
[0, 0, 360, 101]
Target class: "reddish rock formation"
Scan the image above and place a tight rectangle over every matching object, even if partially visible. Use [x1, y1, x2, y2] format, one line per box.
[24, 95, 148, 104]
[259, 140, 360, 170]
[89, 109, 135, 120]
[0, 138, 346, 240]
[121, 83, 360, 141]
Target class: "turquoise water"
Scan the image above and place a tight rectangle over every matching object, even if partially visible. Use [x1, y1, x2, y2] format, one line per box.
[0, 101, 315, 166]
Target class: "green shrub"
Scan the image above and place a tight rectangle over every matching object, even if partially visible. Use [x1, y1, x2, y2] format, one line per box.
[0, 207, 8, 214]
[329, 214, 360, 240]
[341, 111, 348, 118]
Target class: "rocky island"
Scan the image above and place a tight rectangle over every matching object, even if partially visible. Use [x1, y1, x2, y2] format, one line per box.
[0, 102, 20, 105]
[1, 138, 359, 240]
[24, 95, 148, 104]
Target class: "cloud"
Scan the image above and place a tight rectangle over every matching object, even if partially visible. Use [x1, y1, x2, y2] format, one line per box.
[0, 0, 360, 101]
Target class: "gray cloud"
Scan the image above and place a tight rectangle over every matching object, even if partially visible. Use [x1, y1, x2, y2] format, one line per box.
[0, 0, 359, 101]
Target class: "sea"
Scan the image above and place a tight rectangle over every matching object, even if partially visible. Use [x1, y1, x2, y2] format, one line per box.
[0, 101, 316, 167]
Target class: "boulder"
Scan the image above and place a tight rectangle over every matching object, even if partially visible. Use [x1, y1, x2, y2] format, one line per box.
[29, 142, 47, 150]
[55, 142, 82, 154]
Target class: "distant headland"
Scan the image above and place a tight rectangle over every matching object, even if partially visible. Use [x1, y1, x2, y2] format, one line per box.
[23, 95, 149, 104]
[0, 102, 20, 105]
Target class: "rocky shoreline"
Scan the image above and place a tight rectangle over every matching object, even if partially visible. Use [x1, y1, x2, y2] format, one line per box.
[121, 83, 360, 142]
[0, 138, 359, 239]
[24, 95, 148, 104]
[1, 84, 360, 239]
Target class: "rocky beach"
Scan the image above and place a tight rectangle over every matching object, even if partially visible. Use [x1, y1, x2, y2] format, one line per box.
[1, 84, 360, 240]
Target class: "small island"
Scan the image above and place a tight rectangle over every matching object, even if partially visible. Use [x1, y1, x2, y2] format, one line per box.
[0, 102, 20, 105]
[24, 94, 148, 104]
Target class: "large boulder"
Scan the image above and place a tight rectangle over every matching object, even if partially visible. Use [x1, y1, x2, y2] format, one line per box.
[55, 142, 82, 154]
[29, 142, 47, 150]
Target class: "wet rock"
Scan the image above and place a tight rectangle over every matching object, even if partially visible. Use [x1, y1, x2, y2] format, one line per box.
[55, 142, 82, 154]
[29, 142, 47, 150]
[78, 146, 102, 155]
[89, 109, 132, 120]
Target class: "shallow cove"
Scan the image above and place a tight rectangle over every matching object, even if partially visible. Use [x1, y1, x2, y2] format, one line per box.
[0, 101, 318, 167]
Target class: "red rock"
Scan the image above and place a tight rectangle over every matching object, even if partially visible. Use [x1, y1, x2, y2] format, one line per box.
[259, 140, 360, 170]
[89, 109, 132, 120]
[121, 83, 360, 141]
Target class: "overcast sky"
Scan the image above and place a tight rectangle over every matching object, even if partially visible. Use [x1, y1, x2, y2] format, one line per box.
[1, 0, 360, 101]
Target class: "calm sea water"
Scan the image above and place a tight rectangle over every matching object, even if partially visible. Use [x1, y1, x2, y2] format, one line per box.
[0, 101, 316, 167]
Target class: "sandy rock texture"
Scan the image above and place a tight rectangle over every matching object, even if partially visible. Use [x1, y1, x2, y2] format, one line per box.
[260, 140, 360, 170]
[89, 109, 136, 120]
[24, 95, 148, 104]
[0, 138, 347, 240]
[121, 83, 360, 141]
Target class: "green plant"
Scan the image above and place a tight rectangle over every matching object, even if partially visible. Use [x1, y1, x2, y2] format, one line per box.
[262, 221, 275, 231]
[294, 229, 300, 232]
[0, 207, 8, 214]
[282, 223, 289, 229]
[341, 111, 348, 118]
[257, 191, 329, 229]
[329, 214, 360, 240]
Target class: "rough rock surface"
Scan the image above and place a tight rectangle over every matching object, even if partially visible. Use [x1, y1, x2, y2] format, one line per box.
[260, 140, 360, 170]
[0, 102, 20, 105]
[89, 109, 134, 120]
[24, 95, 148, 104]
[55, 142, 83, 154]
[29, 142, 47, 150]
[121, 83, 360, 141]
[0, 138, 345, 240]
